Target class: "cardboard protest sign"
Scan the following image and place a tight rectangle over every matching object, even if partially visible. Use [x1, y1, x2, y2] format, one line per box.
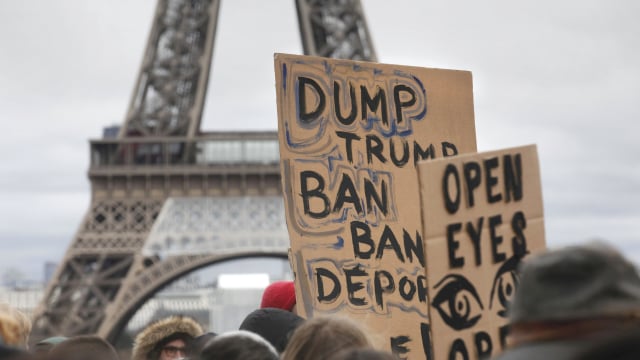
[275, 53, 476, 359]
[417, 145, 545, 360]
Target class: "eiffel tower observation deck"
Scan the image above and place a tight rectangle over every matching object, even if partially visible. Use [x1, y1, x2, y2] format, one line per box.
[30, 0, 377, 343]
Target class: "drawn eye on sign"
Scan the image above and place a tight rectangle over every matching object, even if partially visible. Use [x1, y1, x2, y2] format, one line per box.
[431, 274, 484, 330]
[431, 254, 526, 331]
[489, 254, 524, 318]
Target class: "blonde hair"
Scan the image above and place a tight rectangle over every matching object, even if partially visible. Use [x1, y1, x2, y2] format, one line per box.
[0, 311, 21, 346]
[0, 303, 31, 348]
[282, 316, 372, 360]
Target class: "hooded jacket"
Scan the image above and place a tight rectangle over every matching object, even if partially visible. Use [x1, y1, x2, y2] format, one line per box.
[131, 316, 203, 360]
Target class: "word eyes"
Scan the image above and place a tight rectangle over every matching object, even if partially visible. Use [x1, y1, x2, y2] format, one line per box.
[490, 255, 521, 318]
[432, 274, 483, 330]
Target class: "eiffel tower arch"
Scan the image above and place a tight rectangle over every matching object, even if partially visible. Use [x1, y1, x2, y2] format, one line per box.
[31, 0, 377, 343]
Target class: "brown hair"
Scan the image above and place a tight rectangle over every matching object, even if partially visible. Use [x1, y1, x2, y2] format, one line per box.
[282, 316, 371, 360]
[329, 348, 398, 360]
[0, 311, 21, 346]
[48, 335, 120, 360]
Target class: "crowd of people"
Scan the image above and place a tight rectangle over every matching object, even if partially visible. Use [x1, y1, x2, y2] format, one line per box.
[1, 242, 640, 360]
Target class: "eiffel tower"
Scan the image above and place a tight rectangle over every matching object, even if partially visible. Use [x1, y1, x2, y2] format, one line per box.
[31, 0, 377, 343]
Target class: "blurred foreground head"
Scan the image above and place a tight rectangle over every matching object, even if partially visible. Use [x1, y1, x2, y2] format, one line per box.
[329, 348, 397, 360]
[496, 242, 640, 360]
[47, 336, 119, 360]
[282, 316, 372, 360]
[0, 344, 29, 360]
[198, 330, 278, 360]
[239, 308, 304, 353]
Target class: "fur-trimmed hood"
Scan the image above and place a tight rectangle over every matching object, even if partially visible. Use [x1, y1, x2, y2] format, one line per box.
[132, 316, 203, 360]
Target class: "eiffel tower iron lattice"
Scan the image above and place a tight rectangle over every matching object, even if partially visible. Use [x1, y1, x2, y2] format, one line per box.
[30, 0, 377, 342]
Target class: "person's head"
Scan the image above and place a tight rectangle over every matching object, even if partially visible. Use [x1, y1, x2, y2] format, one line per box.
[190, 332, 217, 356]
[282, 316, 372, 360]
[329, 348, 397, 360]
[156, 337, 188, 360]
[239, 308, 304, 353]
[47, 335, 119, 360]
[132, 315, 203, 360]
[0, 303, 31, 349]
[507, 242, 640, 347]
[0, 343, 29, 360]
[492, 242, 640, 360]
[260, 281, 296, 313]
[198, 330, 278, 360]
[0, 311, 21, 347]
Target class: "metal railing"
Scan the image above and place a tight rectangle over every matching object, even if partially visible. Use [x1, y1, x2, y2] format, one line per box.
[90, 132, 280, 168]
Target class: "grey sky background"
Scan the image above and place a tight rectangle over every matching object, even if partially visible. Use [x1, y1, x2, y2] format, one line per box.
[0, 1, 638, 281]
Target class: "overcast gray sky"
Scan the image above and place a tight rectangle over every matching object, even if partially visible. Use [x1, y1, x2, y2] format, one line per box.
[0, 1, 639, 281]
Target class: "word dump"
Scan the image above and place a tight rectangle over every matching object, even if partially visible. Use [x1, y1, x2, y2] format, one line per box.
[276, 53, 477, 360]
[297, 76, 422, 128]
[419, 145, 545, 360]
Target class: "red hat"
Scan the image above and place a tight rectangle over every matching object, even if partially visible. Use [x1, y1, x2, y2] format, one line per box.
[260, 281, 296, 312]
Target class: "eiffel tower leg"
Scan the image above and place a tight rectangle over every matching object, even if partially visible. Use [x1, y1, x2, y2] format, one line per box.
[30, 198, 163, 340]
[31, 0, 222, 341]
[120, 0, 221, 138]
[296, 0, 377, 61]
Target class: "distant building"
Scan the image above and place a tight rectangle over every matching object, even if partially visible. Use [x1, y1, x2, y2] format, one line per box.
[0, 286, 44, 317]
[3, 258, 290, 340]
[1, 282, 265, 331]
[126, 286, 265, 335]
[102, 125, 120, 139]
[43, 262, 58, 285]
